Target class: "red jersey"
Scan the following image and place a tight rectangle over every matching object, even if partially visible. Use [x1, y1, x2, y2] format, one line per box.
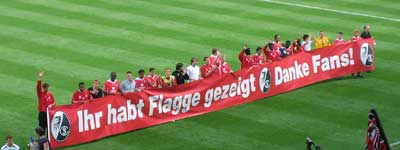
[36, 80, 55, 112]
[208, 55, 221, 66]
[146, 75, 161, 89]
[201, 64, 213, 78]
[135, 77, 148, 90]
[351, 36, 361, 42]
[263, 46, 280, 62]
[238, 50, 253, 69]
[333, 39, 347, 46]
[253, 53, 264, 65]
[219, 62, 232, 74]
[273, 41, 282, 51]
[103, 79, 120, 95]
[71, 90, 92, 104]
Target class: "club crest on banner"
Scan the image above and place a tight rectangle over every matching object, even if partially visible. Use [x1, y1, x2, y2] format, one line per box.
[360, 43, 374, 67]
[259, 67, 271, 93]
[51, 111, 71, 142]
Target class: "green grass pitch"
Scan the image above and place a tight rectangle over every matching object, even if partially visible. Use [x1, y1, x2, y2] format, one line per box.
[0, 0, 399, 149]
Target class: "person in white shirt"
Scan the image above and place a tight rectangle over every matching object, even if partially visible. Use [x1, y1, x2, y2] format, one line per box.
[186, 57, 200, 82]
[1, 135, 19, 150]
[301, 34, 313, 52]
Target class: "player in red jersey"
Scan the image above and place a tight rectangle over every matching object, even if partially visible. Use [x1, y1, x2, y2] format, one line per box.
[161, 68, 177, 87]
[219, 54, 232, 74]
[238, 45, 254, 69]
[253, 46, 265, 65]
[333, 32, 347, 46]
[146, 68, 161, 89]
[103, 72, 121, 95]
[208, 48, 221, 66]
[263, 43, 280, 62]
[135, 69, 148, 92]
[350, 29, 361, 42]
[71, 82, 92, 104]
[273, 35, 282, 52]
[201, 57, 217, 78]
[36, 71, 56, 131]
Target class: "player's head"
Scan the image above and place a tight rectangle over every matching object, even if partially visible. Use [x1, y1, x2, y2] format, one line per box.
[274, 35, 280, 42]
[126, 71, 133, 81]
[5, 135, 13, 146]
[285, 41, 291, 48]
[203, 57, 209, 65]
[176, 63, 184, 71]
[364, 24, 370, 32]
[165, 68, 171, 77]
[338, 32, 343, 39]
[303, 34, 310, 41]
[35, 127, 45, 137]
[191, 57, 197, 66]
[138, 69, 145, 78]
[92, 80, 100, 88]
[244, 47, 251, 55]
[319, 31, 325, 37]
[42, 82, 50, 92]
[78, 82, 85, 91]
[267, 43, 274, 51]
[256, 46, 262, 55]
[110, 72, 117, 81]
[211, 48, 218, 55]
[354, 29, 360, 36]
[149, 68, 155, 76]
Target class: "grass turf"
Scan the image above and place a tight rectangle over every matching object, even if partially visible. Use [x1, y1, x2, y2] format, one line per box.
[0, 0, 399, 149]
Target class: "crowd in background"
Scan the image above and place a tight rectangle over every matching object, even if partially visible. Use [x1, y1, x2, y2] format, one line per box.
[1, 25, 373, 150]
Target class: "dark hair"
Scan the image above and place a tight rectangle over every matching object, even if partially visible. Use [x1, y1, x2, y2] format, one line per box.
[149, 68, 155, 72]
[138, 69, 145, 74]
[285, 40, 291, 48]
[176, 63, 184, 70]
[203, 57, 208, 61]
[42, 82, 49, 88]
[126, 71, 132, 74]
[5, 135, 12, 141]
[35, 127, 45, 136]
[268, 43, 274, 50]
[303, 34, 310, 41]
[93, 80, 99, 83]
[274, 35, 280, 39]
[256, 46, 262, 51]
[244, 48, 251, 55]
[78, 82, 85, 86]
[212, 48, 218, 54]
[191, 57, 197, 64]
[338, 32, 343, 35]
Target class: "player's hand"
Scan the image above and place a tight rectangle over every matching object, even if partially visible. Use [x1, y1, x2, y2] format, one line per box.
[38, 71, 44, 79]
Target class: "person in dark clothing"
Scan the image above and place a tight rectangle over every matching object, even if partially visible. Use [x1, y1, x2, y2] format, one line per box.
[172, 63, 189, 85]
[88, 80, 104, 99]
[361, 24, 371, 39]
[29, 127, 50, 150]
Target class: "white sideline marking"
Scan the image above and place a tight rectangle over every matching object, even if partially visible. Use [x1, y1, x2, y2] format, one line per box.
[262, 0, 400, 22]
[391, 141, 400, 147]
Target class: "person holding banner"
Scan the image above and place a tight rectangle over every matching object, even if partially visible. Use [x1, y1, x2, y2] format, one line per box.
[314, 31, 331, 49]
[201, 57, 217, 78]
[71, 82, 92, 104]
[88, 80, 103, 99]
[253, 46, 265, 65]
[219, 54, 233, 74]
[36, 71, 55, 132]
[146, 68, 162, 89]
[186, 58, 200, 82]
[301, 34, 313, 52]
[161, 68, 177, 87]
[121, 71, 136, 94]
[333, 32, 347, 46]
[103, 72, 121, 96]
[135, 69, 148, 92]
[238, 45, 254, 69]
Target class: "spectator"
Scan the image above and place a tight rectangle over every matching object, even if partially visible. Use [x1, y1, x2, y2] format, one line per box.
[161, 68, 177, 87]
[146, 68, 161, 89]
[71, 82, 92, 104]
[121, 71, 136, 94]
[36, 71, 55, 132]
[253, 46, 265, 65]
[301, 34, 313, 52]
[135, 69, 148, 92]
[29, 127, 50, 150]
[361, 24, 371, 39]
[264, 42, 280, 62]
[201, 57, 217, 79]
[173, 63, 189, 85]
[350, 29, 361, 42]
[103, 72, 121, 95]
[186, 58, 200, 82]
[238, 45, 254, 69]
[1, 135, 19, 150]
[333, 32, 347, 46]
[314, 31, 331, 49]
[219, 54, 232, 74]
[88, 80, 103, 99]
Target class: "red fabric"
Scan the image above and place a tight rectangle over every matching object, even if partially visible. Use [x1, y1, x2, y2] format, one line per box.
[71, 90, 92, 104]
[208, 55, 221, 66]
[253, 54, 264, 65]
[201, 64, 214, 78]
[351, 36, 362, 42]
[238, 50, 253, 69]
[103, 80, 120, 95]
[135, 77, 148, 90]
[146, 75, 161, 89]
[219, 62, 232, 74]
[36, 80, 55, 112]
[333, 39, 348, 46]
[48, 39, 375, 148]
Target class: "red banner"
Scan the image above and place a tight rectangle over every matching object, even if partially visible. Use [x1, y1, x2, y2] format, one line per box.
[47, 39, 375, 148]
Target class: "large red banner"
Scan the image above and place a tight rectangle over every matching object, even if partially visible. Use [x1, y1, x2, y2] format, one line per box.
[47, 39, 375, 148]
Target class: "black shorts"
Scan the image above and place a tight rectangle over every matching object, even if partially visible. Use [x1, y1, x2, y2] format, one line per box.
[38, 112, 47, 130]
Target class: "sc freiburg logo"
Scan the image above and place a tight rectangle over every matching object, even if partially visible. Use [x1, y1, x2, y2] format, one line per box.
[51, 111, 71, 142]
[259, 67, 271, 93]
